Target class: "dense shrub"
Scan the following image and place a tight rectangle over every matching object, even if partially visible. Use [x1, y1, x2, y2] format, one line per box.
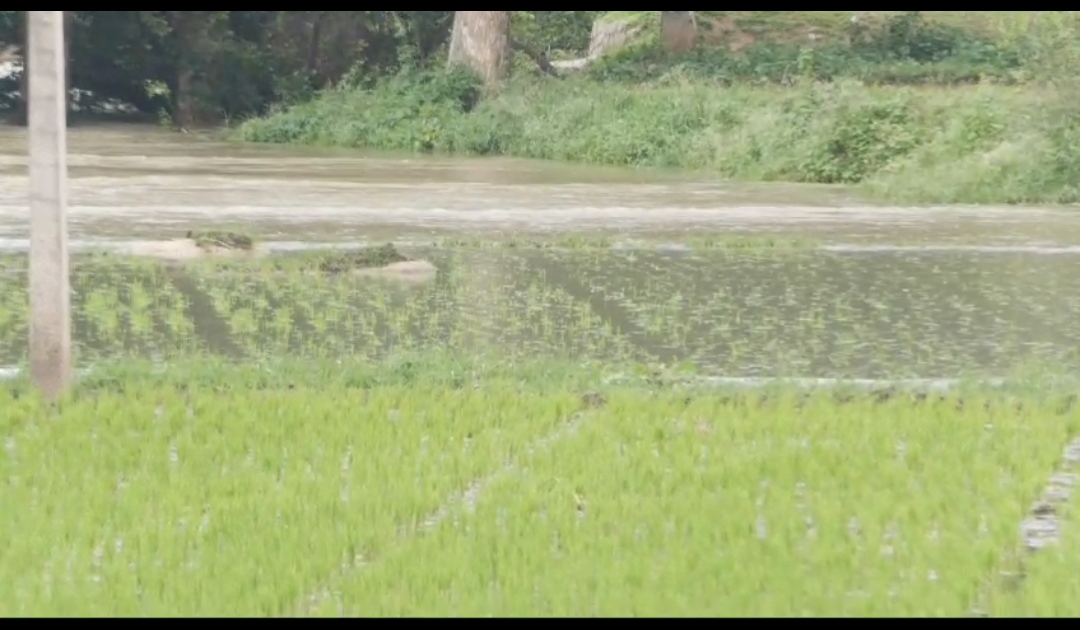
[239, 11, 1080, 205]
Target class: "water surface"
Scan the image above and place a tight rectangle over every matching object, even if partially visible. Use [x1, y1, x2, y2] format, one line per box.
[0, 124, 1078, 379]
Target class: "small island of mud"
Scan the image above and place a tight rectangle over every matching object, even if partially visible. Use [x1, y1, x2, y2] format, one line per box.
[292, 244, 436, 283]
[310, 243, 407, 273]
[126, 233, 436, 283]
[126, 230, 258, 261]
[187, 230, 255, 252]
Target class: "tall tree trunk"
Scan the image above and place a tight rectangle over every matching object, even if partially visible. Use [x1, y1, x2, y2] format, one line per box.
[447, 11, 510, 90]
[660, 11, 697, 54]
[166, 11, 215, 129]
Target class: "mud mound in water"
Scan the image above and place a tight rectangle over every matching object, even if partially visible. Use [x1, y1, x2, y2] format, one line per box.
[312, 244, 407, 273]
[124, 238, 435, 282]
[305, 244, 437, 284]
[187, 230, 255, 251]
[270, 244, 437, 284]
[126, 230, 258, 261]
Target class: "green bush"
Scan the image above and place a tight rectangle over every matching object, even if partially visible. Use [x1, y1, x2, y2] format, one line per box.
[240, 64, 1080, 205]
[586, 12, 1022, 87]
[240, 67, 482, 151]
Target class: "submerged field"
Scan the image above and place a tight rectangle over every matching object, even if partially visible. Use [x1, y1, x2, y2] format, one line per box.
[1, 239, 1078, 378]
[2, 239, 1080, 616]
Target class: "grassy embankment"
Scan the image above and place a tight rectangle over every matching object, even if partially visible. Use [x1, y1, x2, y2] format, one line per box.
[239, 11, 1080, 205]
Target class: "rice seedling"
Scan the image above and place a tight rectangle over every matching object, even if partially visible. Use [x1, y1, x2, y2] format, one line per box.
[320, 388, 1080, 617]
[2, 236, 1078, 379]
[0, 363, 593, 617]
[1, 235, 1079, 616]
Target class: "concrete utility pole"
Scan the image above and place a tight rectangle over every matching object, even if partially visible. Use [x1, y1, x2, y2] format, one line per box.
[27, 11, 72, 401]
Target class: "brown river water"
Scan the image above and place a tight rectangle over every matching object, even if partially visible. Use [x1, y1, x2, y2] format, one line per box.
[2, 124, 1080, 247]
[1, 124, 1079, 381]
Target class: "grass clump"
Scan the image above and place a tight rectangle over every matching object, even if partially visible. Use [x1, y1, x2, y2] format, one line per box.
[307, 244, 409, 274]
[186, 230, 255, 251]
[242, 68, 483, 152]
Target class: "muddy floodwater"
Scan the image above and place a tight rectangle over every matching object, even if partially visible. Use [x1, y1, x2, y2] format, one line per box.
[1, 124, 1080, 379]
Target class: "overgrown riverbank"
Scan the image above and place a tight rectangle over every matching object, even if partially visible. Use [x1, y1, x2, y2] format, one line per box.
[238, 70, 1080, 205]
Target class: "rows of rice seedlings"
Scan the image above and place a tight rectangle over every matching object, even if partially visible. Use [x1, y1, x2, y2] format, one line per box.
[189, 263, 428, 359]
[0, 376, 594, 617]
[0, 260, 28, 365]
[190, 252, 477, 359]
[185, 250, 642, 364]
[3, 245, 1077, 377]
[321, 389, 1080, 617]
[541, 249, 1080, 378]
[0, 255, 200, 364]
[442, 251, 642, 364]
[74, 257, 199, 361]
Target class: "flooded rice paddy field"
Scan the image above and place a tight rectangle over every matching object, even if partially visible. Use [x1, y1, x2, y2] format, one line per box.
[1, 124, 1080, 380]
[1, 245, 1079, 380]
[4, 125, 1080, 615]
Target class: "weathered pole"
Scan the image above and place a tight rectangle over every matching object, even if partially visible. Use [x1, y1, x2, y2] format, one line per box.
[27, 11, 72, 401]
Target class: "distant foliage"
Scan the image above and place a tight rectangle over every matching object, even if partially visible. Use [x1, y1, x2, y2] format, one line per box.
[589, 12, 1022, 86]
[0, 11, 607, 123]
